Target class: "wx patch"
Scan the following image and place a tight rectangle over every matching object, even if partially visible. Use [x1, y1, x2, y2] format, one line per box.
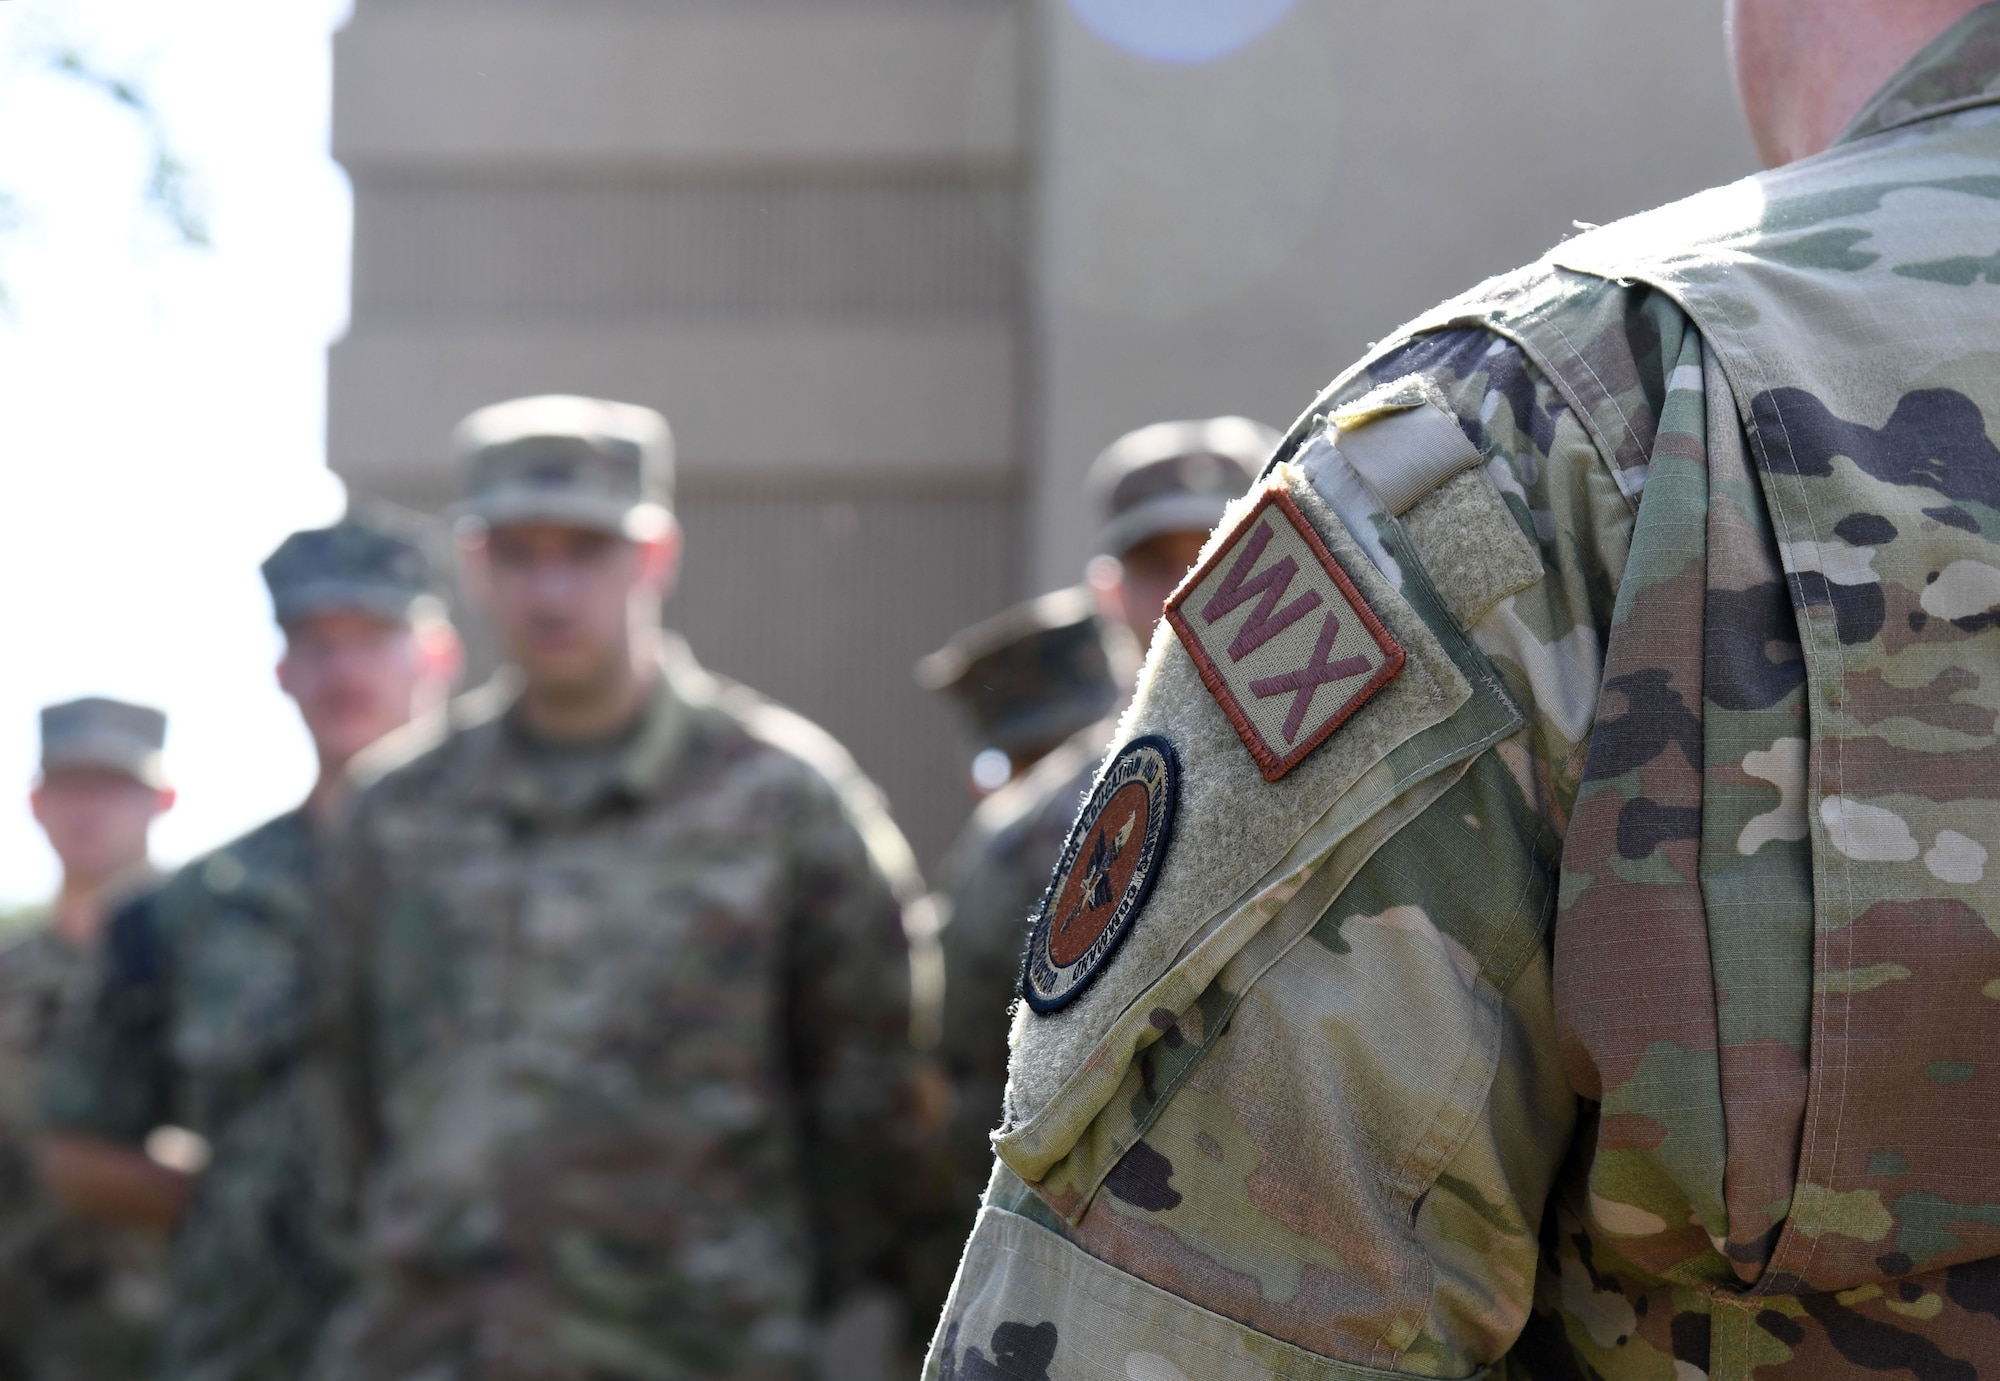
[1022, 736, 1178, 1015]
[1167, 487, 1405, 782]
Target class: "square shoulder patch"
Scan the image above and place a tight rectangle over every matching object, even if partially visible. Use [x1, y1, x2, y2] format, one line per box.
[1166, 486, 1405, 782]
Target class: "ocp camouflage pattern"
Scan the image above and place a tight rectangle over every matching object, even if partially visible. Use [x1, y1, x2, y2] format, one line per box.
[313, 638, 952, 1380]
[928, 9, 2000, 1379]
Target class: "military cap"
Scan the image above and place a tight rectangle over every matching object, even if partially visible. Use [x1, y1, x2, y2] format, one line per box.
[1087, 415, 1277, 558]
[452, 394, 674, 539]
[39, 696, 168, 789]
[915, 587, 1121, 758]
[261, 511, 436, 627]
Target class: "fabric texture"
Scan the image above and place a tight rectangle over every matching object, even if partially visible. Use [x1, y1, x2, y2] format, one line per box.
[312, 638, 952, 1381]
[1334, 392, 1485, 517]
[0, 923, 167, 1381]
[934, 719, 1114, 1225]
[43, 811, 353, 1381]
[1166, 487, 1407, 782]
[929, 13, 2000, 1376]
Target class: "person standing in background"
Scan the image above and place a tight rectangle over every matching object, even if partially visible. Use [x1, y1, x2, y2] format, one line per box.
[917, 588, 1125, 1219]
[923, 418, 1270, 1227]
[40, 513, 461, 1381]
[1083, 417, 1277, 661]
[313, 394, 950, 1381]
[0, 698, 174, 1380]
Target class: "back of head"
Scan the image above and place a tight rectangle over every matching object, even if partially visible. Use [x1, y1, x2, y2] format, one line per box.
[1087, 416, 1277, 559]
[453, 394, 675, 539]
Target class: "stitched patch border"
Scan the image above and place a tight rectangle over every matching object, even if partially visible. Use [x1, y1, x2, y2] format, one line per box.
[1022, 735, 1179, 1015]
[1166, 487, 1406, 782]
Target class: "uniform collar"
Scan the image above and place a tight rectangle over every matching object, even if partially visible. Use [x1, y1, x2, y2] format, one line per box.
[474, 635, 710, 822]
[1836, 3, 2000, 146]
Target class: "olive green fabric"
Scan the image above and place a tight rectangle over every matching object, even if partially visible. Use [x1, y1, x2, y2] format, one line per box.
[313, 639, 952, 1380]
[928, 11, 2000, 1378]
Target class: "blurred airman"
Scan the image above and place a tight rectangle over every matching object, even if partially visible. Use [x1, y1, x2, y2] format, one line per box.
[40, 512, 460, 1381]
[917, 588, 1124, 1224]
[0, 698, 174, 1380]
[312, 395, 949, 1381]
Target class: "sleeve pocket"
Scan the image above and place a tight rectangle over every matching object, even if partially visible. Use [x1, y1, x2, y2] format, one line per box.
[929, 1204, 1497, 1381]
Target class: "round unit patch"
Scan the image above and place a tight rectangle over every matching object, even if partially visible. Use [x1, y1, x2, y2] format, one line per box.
[1022, 735, 1179, 1015]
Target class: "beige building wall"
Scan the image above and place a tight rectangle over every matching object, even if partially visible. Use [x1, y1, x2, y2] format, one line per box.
[326, 0, 1757, 867]
[329, 0, 1027, 867]
[1028, 0, 1758, 587]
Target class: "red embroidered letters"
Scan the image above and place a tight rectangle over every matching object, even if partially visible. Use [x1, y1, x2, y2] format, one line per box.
[1166, 487, 1405, 782]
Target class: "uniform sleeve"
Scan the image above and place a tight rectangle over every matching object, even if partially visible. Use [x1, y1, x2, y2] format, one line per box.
[928, 289, 1711, 1378]
[41, 888, 174, 1143]
[783, 767, 957, 1329]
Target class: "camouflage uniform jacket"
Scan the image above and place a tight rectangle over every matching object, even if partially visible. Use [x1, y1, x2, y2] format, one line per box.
[930, 12, 2000, 1380]
[936, 719, 1115, 1216]
[42, 810, 351, 1381]
[0, 919, 166, 1381]
[316, 637, 946, 1381]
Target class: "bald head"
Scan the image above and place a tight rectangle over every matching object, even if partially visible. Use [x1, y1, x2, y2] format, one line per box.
[1728, 0, 1992, 167]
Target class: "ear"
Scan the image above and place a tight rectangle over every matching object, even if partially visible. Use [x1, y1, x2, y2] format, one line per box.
[456, 526, 493, 608]
[28, 781, 46, 827]
[153, 787, 177, 816]
[1085, 553, 1130, 629]
[418, 618, 464, 692]
[275, 646, 297, 699]
[636, 516, 684, 602]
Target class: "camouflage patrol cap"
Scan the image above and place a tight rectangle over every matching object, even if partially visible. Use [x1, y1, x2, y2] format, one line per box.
[453, 394, 674, 539]
[915, 587, 1121, 757]
[1087, 415, 1277, 558]
[261, 511, 436, 627]
[39, 697, 168, 789]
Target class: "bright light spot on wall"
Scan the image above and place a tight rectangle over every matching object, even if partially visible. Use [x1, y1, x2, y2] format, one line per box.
[970, 748, 1012, 795]
[1067, 0, 1298, 64]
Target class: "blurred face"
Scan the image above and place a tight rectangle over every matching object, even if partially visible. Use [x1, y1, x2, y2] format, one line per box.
[277, 610, 442, 771]
[30, 768, 171, 884]
[467, 522, 675, 699]
[1105, 529, 1213, 647]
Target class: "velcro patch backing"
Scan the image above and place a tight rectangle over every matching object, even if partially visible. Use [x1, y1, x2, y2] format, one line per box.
[1165, 487, 1405, 782]
[1335, 389, 1485, 515]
